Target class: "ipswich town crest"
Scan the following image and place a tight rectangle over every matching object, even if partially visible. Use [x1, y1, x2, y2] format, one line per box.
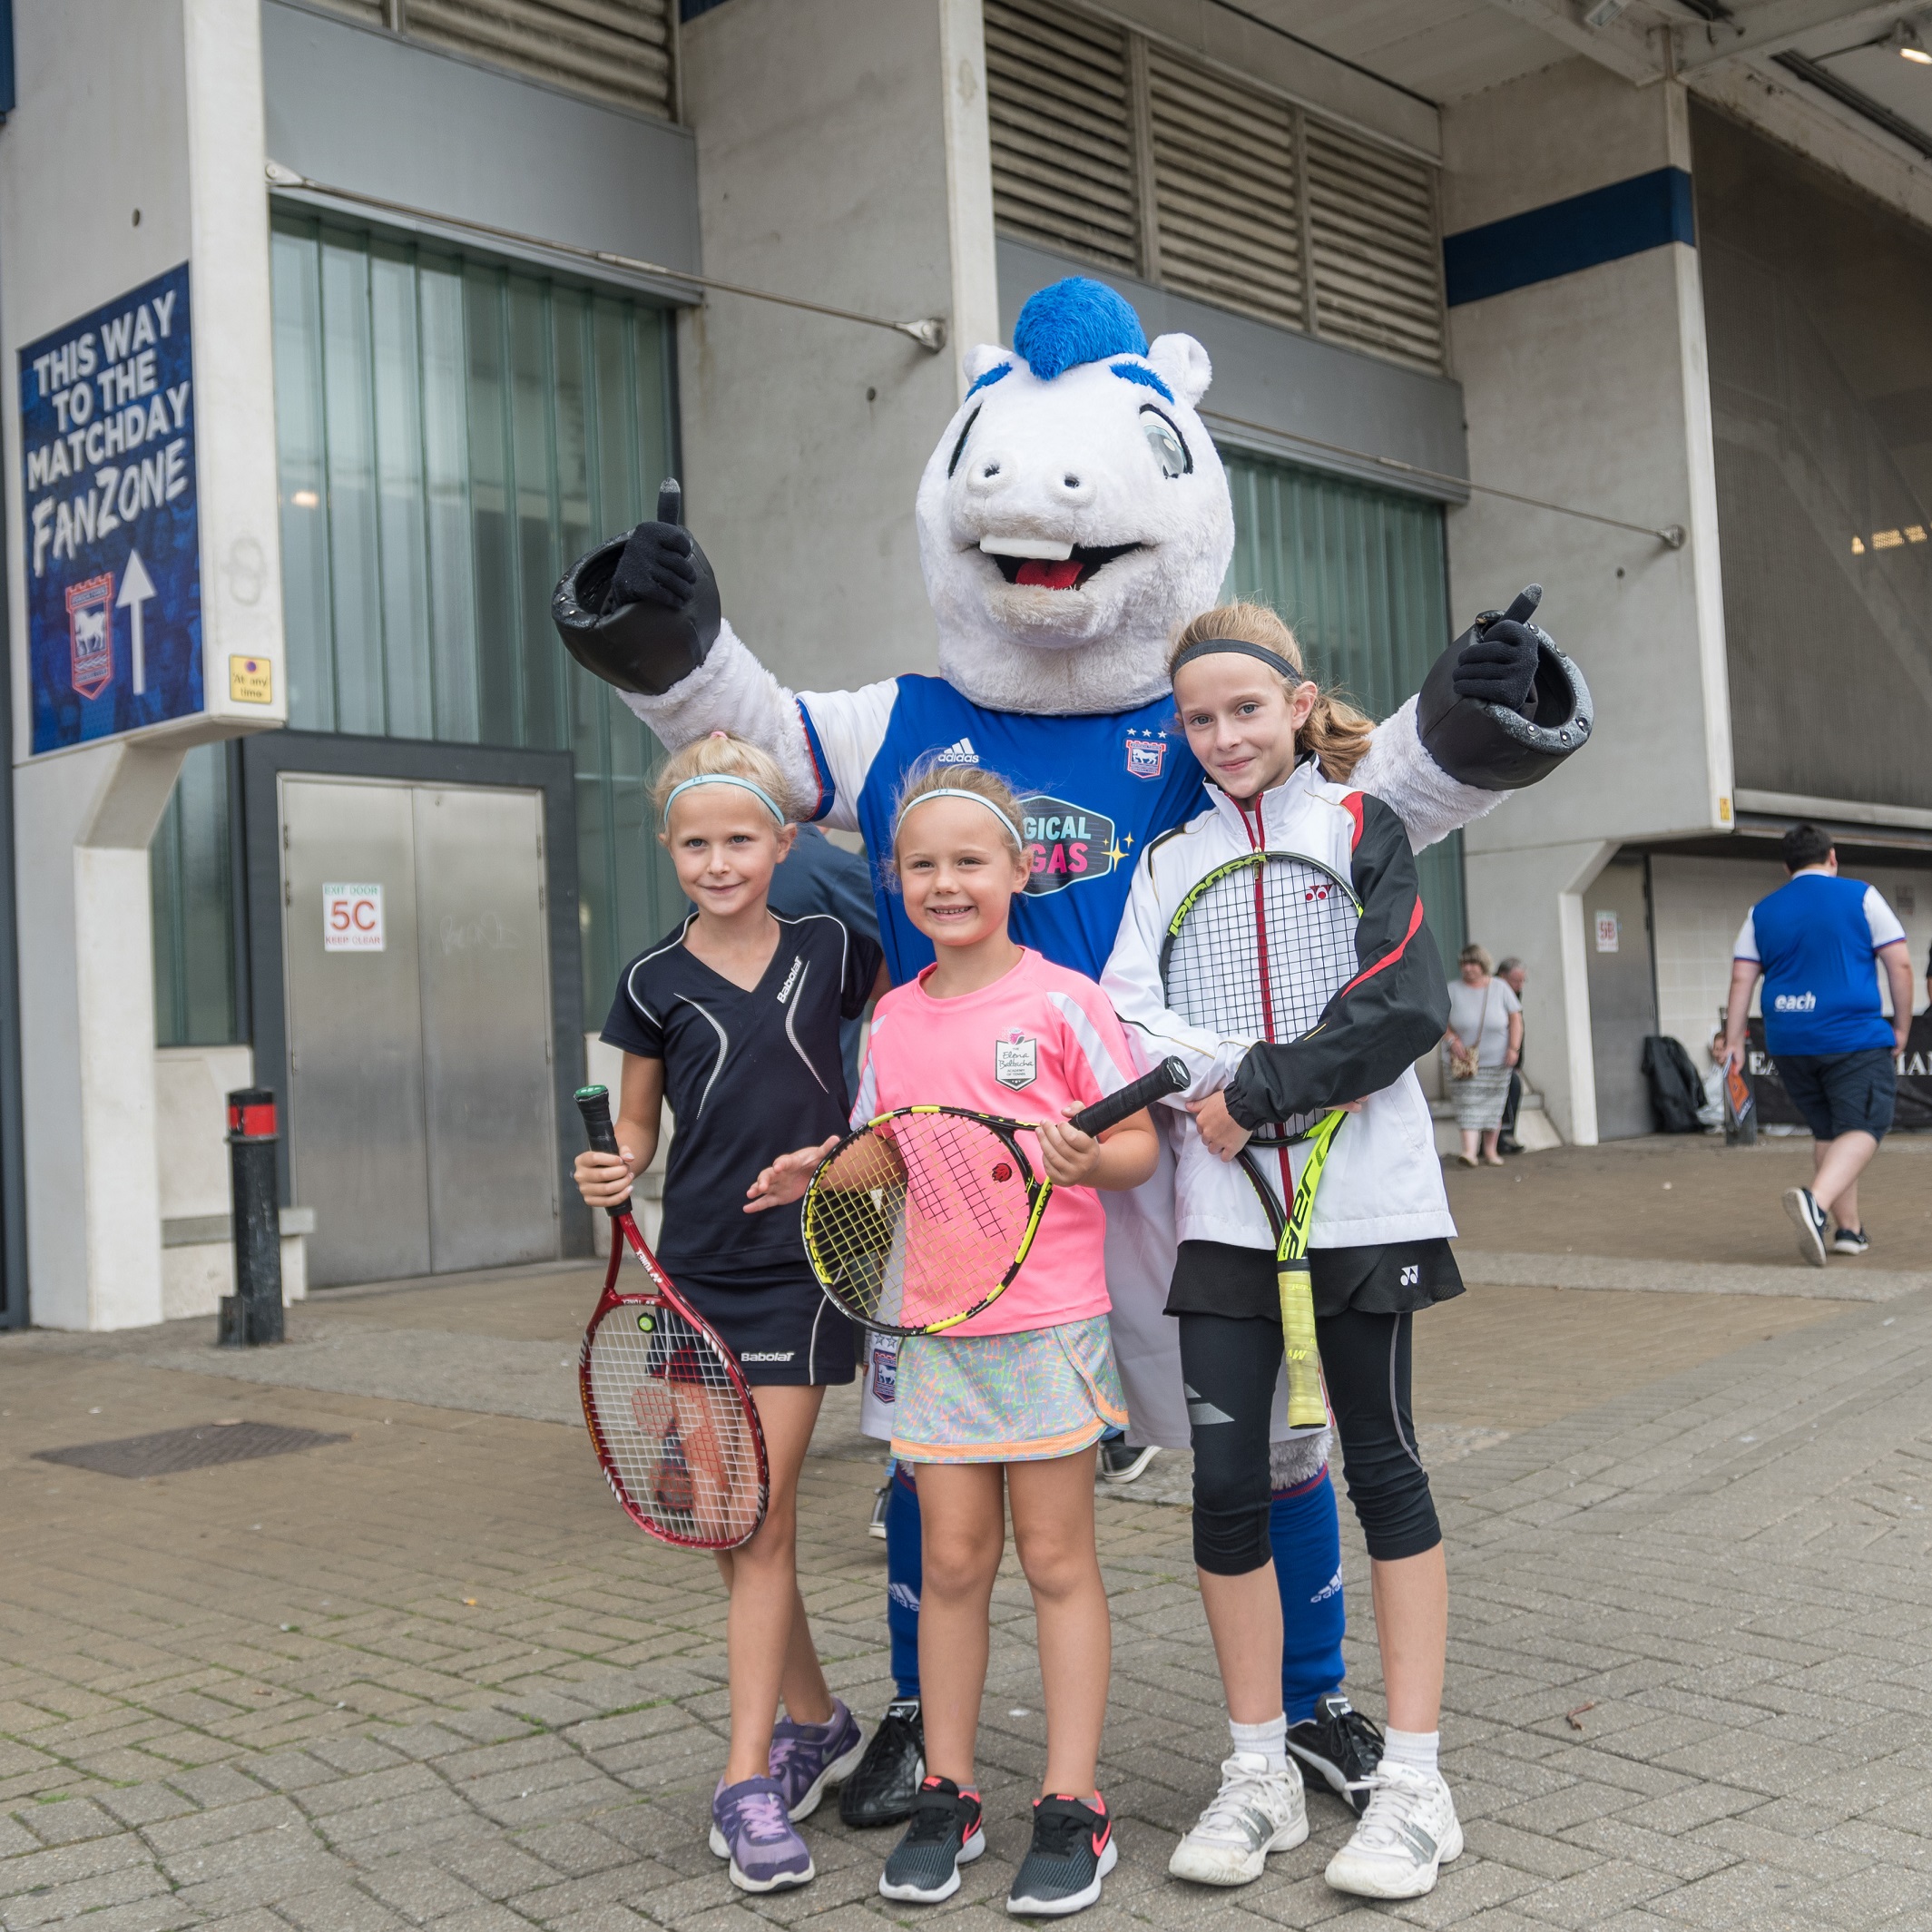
[66, 574, 115, 701]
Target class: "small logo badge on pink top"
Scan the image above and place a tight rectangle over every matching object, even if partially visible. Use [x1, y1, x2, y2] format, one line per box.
[993, 1033, 1038, 1091]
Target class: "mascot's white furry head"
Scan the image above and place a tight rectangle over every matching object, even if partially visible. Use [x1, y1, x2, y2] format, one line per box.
[917, 278, 1232, 716]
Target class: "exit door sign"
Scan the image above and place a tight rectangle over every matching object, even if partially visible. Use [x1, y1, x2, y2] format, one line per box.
[323, 883, 384, 952]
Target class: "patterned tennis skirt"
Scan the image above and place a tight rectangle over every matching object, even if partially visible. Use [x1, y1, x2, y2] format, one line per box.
[890, 1315, 1127, 1465]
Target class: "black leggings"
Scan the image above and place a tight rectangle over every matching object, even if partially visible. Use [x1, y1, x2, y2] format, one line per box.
[1179, 1307, 1441, 1573]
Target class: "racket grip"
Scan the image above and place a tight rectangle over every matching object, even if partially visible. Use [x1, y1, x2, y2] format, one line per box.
[574, 1084, 633, 1219]
[1068, 1055, 1187, 1138]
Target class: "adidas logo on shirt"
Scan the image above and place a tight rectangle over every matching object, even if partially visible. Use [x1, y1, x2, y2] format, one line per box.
[934, 737, 979, 764]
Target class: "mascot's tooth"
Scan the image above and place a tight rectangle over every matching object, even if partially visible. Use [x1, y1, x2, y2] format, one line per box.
[978, 535, 1075, 561]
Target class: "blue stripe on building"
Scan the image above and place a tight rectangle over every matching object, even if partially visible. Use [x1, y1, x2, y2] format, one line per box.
[1443, 168, 1695, 308]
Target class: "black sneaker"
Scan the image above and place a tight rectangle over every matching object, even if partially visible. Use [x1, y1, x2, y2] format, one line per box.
[1098, 1438, 1159, 1483]
[1286, 1693, 1385, 1818]
[1833, 1224, 1870, 1257]
[840, 1699, 925, 1827]
[1783, 1186, 1829, 1268]
[1006, 1792, 1116, 1917]
[878, 1775, 984, 1903]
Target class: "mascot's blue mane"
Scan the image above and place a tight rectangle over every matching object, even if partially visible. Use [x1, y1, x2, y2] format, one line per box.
[1010, 278, 1148, 381]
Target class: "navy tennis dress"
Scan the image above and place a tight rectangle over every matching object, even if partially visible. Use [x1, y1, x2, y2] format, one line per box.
[603, 910, 882, 1385]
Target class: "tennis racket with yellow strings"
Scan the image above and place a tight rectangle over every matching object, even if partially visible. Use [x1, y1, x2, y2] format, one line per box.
[1160, 850, 1362, 1427]
[801, 1057, 1186, 1337]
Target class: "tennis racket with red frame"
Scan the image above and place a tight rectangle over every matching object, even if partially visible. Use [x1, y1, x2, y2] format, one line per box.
[574, 1084, 770, 1551]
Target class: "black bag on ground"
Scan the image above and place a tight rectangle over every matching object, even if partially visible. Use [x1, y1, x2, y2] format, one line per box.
[1641, 1035, 1704, 1134]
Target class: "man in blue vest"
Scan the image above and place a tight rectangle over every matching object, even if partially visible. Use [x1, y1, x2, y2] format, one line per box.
[1721, 823, 1915, 1264]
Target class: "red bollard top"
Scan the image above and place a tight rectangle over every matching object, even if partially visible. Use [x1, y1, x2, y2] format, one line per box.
[227, 1087, 279, 1142]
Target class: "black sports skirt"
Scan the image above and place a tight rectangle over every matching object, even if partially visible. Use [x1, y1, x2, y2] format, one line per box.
[662, 1260, 858, 1386]
[1166, 1238, 1465, 1323]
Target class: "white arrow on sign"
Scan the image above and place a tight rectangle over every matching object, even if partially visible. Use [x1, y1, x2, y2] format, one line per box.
[116, 549, 157, 696]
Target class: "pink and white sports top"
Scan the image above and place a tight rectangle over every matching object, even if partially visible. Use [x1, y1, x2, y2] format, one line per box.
[852, 948, 1142, 1337]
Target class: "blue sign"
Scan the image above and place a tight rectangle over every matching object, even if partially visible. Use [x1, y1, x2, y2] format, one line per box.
[19, 263, 201, 753]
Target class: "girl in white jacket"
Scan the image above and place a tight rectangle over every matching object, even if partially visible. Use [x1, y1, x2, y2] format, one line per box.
[1100, 603, 1464, 1904]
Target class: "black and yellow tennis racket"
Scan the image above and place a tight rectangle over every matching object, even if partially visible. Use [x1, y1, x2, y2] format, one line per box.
[1160, 850, 1362, 1427]
[802, 1057, 1186, 1336]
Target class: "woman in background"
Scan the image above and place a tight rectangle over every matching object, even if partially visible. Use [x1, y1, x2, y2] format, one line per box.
[1442, 944, 1521, 1169]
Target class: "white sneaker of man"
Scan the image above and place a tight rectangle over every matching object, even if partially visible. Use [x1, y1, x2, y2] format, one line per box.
[1167, 1751, 1308, 1886]
[1323, 1760, 1462, 1899]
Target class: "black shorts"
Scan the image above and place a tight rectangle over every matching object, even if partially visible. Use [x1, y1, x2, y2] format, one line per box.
[666, 1262, 857, 1387]
[1167, 1237, 1464, 1321]
[1775, 1048, 1897, 1143]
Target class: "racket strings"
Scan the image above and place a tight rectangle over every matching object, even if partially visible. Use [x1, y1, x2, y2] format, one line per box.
[584, 1300, 765, 1547]
[806, 1114, 1034, 1329]
[1165, 858, 1361, 1140]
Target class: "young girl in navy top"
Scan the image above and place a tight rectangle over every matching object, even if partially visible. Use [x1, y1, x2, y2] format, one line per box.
[575, 731, 885, 1895]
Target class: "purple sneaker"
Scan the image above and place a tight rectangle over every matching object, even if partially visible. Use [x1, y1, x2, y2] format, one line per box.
[708, 1776, 813, 1892]
[770, 1697, 866, 1820]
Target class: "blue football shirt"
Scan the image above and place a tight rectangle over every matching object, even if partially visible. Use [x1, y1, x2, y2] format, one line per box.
[1735, 872, 1906, 1056]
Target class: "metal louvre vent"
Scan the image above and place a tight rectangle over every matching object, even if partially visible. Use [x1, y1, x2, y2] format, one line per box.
[1148, 51, 1302, 332]
[1304, 119, 1444, 372]
[986, 0, 1141, 273]
[397, 0, 673, 120]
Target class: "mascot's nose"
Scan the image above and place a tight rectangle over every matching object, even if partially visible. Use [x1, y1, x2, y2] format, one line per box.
[964, 447, 1095, 509]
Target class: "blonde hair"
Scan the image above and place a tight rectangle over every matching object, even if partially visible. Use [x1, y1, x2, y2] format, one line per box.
[651, 731, 793, 826]
[1458, 943, 1493, 976]
[886, 761, 1027, 884]
[1168, 602, 1374, 783]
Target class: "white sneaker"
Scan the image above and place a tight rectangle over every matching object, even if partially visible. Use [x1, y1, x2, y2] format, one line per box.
[1323, 1760, 1462, 1899]
[1167, 1751, 1308, 1887]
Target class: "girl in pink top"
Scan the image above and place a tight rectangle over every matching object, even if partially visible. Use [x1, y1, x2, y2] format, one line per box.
[750, 763, 1157, 1917]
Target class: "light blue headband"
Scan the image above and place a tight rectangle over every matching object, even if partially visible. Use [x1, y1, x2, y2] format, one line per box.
[894, 786, 1025, 850]
[661, 772, 787, 829]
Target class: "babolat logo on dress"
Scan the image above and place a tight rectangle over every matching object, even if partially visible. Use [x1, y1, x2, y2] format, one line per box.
[1018, 793, 1117, 895]
[1773, 991, 1818, 1012]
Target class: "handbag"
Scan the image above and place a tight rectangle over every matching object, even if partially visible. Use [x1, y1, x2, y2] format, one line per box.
[1448, 983, 1491, 1082]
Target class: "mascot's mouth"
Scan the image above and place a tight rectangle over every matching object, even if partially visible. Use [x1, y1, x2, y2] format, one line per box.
[978, 536, 1143, 591]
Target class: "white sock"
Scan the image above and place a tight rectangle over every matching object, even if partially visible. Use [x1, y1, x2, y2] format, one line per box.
[1229, 1715, 1288, 1772]
[1381, 1727, 1439, 1777]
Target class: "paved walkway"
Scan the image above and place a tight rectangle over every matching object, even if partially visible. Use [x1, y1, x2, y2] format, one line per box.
[4, 1137, 1930, 1930]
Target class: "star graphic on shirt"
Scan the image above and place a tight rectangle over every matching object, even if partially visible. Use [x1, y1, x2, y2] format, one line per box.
[1121, 833, 1135, 850]
[1107, 841, 1127, 867]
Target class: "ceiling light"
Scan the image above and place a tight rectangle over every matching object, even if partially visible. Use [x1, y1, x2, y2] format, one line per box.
[1893, 20, 1932, 62]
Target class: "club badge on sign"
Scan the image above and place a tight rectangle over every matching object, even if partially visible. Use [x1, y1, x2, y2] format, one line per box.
[994, 1031, 1037, 1091]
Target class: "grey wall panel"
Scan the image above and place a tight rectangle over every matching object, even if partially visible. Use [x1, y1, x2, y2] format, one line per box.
[261, 0, 700, 277]
[997, 237, 1467, 501]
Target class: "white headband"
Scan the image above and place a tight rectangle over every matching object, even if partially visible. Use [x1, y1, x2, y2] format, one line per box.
[661, 773, 787, 829]
[893, 786, 1025, 851]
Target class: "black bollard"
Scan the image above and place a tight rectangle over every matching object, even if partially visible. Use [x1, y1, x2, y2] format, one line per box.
[221, 1088, 284, 1346]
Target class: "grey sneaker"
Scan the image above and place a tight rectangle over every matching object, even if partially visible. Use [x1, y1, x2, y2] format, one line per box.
[709, 1775, 812, 1892]
[880, 1777, 984, 1903]
[1007, 1792, 1116, 1917]
[1783, 1186, 1829, 1267]
[769, 1698, 864, 1820]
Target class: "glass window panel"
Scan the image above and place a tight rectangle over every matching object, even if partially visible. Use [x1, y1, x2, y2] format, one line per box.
[1221, 446, 1463, 959]
[465, 263, 521, 746]
[272, 221, 334, 732]
[319, 230, 386, 735]
[151, 742, 236, 1048]
[370, 238, 434, 740]
[419, 257, 479, 742]
[509, 276, 564, 750]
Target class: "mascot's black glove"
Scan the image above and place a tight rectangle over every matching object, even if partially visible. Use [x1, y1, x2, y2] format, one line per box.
[1451, 587, 1542, 718]
[609, 520, 698, 613]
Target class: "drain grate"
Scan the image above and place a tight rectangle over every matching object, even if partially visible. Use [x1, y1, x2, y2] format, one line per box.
[31, 1420, 350, 1479]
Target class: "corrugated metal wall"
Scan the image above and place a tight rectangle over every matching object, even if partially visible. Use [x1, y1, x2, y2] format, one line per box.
[1222, 448, 1465, 956]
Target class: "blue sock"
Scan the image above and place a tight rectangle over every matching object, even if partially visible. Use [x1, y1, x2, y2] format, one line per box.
[1271, 1466, 1346, 1724]
[886, 1464, 923, 1701]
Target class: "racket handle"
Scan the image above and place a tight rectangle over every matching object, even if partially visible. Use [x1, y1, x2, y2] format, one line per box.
[574, 1084, 633, 1219]
[1069, 1055, 1187, 1138]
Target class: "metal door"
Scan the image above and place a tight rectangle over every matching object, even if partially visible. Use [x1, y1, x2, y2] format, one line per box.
[414, 786, 557, 1272]
[1586, 855, 1661, 1141]
[280, 778, 432, 1284]
[280, 776, 558, 1285]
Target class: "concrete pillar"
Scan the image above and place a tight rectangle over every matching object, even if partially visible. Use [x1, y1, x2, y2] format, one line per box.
[2, 0, 286, 1327]
[677, 0, 997, 690]
[1440, 60, 1734, 1142]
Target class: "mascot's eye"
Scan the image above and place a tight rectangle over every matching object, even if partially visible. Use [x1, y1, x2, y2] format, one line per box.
[947, 406, 982, 479]
[1141, 407, 1191, 478]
